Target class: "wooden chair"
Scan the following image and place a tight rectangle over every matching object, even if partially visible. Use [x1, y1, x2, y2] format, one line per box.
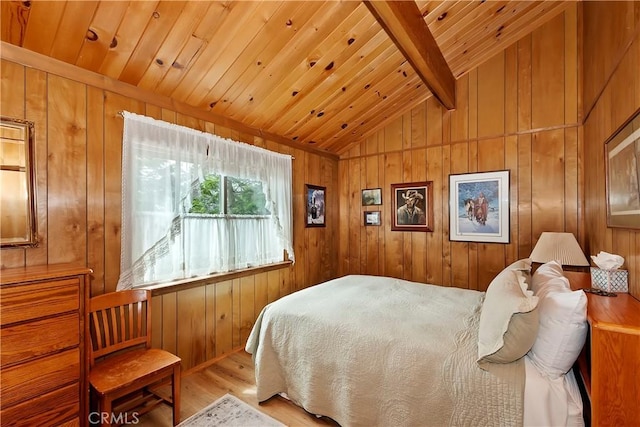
[88, 289, 181, 427]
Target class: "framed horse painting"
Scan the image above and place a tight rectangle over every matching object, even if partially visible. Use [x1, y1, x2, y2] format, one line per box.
[449, 170, 510, 243]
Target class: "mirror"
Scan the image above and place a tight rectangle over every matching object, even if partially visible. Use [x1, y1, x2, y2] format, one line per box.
[1, 117, 37, 247]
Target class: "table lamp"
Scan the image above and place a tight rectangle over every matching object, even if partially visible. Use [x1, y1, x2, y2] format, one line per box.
[529, 232, 590, 272]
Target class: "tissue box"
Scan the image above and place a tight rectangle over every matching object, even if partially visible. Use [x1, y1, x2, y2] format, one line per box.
[590, 267, 629, 292]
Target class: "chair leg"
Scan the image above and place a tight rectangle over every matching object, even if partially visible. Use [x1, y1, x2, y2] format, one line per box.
[101, 397, 112, 427]
[172, 364, 181, 426]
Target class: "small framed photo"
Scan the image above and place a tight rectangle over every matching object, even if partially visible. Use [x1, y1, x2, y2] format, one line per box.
[364, 210, 381, 226]
[361, 188, 382, 206]
[305, 184, 326, 227]
[605, 107, 640, 229]
[449, 170, 510, 243]
[391, 181, 434, 232]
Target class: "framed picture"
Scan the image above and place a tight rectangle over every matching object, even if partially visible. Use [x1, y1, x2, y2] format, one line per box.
[361, 188, 382, 205]
[606, 107, 640, 229]
[449, 170, 510, 243]
[364, 210, 381, 226]
[391, 181, 434, 232]
[305, 184, 326, 227]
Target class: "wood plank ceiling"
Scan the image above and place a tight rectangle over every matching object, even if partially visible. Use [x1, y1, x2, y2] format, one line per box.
[0, 1, 570, 155]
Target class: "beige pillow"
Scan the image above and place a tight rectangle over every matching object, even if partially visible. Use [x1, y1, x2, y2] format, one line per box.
[506, 258, 532, 271]
[502, 258, 533, 288]
[478, 269, 539, 366]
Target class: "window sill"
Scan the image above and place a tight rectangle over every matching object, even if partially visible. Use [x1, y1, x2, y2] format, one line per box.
[142, 260, 293, 297]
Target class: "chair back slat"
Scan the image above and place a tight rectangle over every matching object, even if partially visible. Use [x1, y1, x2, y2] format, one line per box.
[91, 311, 104, 349]
[135, 300, 143, 338]
[109, 305, 120, 344]
[89, 289, 152, 366]
[119, 303, 127, 342]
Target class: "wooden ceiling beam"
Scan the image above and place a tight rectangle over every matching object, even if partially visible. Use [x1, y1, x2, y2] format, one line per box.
[364, 0, 456, 110]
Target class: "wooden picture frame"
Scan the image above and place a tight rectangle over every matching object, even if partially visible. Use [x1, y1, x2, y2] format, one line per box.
[364, 210, 381, 226]
[449, 170, 510, 243]
[361, 188, 382, 206]
[305, 184, 326, 227]
[391, 181, 433, 232]
[605, 107, 640, 229]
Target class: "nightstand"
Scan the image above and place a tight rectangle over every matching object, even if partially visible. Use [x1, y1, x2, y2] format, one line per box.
[564, 271, 640, 427]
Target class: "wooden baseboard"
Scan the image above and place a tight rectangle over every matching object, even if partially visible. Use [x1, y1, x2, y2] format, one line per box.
[182, 347, 246, 376]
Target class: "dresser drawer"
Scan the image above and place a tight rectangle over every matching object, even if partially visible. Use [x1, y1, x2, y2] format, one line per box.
[0, 382, 80, 427]
[0, 278, 79, 325]
[0, 348, 79, 409]
[1, 312, 80, 367]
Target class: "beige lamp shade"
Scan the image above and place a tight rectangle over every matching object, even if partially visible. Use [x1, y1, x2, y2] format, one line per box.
[529, 232, 589, 266]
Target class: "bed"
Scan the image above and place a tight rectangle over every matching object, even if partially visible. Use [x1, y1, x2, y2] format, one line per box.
[246, 260, 586, 427]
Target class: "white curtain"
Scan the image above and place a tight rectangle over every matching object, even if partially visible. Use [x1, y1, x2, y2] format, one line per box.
[117, 112, 294, 290]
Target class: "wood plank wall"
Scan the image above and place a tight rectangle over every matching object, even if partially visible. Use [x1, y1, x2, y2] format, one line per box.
[0, 51, 338, 370]
[2, 1, 637, 374]
[582, 2, 640, 300]
[338, 7, 583, 292]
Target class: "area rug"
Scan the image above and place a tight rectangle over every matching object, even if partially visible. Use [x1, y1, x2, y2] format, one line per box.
[178, 394, 285, 427]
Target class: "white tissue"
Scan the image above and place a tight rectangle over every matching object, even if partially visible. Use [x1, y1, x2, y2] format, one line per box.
[590, 251, 624, 270]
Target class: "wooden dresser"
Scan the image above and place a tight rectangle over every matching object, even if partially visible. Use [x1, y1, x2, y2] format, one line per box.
[0, 263, 91, 427]
[565, 271, 640, 427]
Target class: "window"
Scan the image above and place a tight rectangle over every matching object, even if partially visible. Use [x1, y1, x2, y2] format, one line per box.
[117, 112, 294, 290]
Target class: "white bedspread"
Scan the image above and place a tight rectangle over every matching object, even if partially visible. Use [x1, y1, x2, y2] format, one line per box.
[246, 275, 526, 427]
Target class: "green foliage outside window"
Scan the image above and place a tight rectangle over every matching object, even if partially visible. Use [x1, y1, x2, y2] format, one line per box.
[189, 174, 269, 215]
[190, 174, 221, 214]
[226, 177, 270, 215]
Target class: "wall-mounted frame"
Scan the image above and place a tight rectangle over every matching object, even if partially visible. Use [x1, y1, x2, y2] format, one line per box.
[364, 210, 381, 226]
[449, 170, 510, 243]
[1, 116, 38, 248]
[361, 188, 382, 206]
[605, 107, 640, 229]
[391, 181, 433, 232]
[305, 184, 326, 227]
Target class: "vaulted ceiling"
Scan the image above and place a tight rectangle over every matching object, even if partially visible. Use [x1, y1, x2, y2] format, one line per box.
[1, 1, 571, 155]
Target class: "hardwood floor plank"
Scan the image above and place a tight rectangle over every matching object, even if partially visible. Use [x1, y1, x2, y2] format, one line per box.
[134, 350, 338, 426]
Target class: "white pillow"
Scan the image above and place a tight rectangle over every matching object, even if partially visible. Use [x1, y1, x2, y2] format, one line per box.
[532, 260, 566, 294]
[528, 275, 587, 379]
[478, 269, 539, 365]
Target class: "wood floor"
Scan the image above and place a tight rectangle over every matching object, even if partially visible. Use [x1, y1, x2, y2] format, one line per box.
[136, 350, 339, 426]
